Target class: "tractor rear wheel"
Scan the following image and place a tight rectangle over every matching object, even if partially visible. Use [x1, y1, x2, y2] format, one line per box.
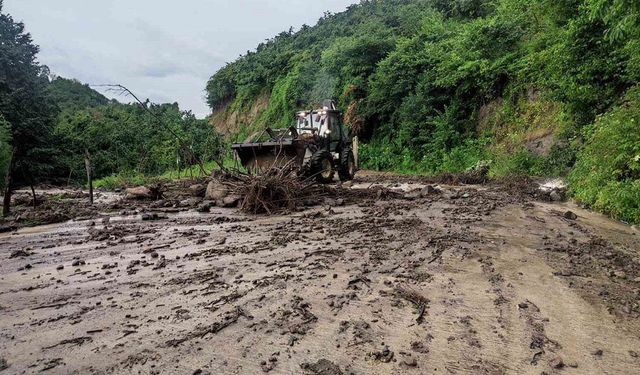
[309, 150, 334, 183]
[338, 148, 356, 181]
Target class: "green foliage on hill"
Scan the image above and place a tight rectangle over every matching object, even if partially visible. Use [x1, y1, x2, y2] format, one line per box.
[568, 86, 640, 223]
[47, 77, 110, 111]
[206, 0, 640, 222]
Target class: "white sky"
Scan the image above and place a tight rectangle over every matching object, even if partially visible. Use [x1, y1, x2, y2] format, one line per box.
[4, 0, 357, 117]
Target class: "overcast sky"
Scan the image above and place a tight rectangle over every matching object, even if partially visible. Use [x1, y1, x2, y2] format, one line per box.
[4, 0, 356, 118]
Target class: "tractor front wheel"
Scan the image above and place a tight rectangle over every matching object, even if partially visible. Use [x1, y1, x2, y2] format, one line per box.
[338, 148, 356, 182]
[309, 150, 335, 183]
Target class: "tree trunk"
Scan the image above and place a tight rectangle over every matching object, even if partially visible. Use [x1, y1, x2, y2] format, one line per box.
[84, 149, 93, 205]
[2, 149, 15, 217]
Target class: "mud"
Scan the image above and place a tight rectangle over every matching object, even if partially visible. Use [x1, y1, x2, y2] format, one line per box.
[1, 173, 640, 374]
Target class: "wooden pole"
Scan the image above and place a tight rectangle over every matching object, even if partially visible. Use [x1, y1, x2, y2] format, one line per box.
[84, 149, 93, 205]
[30, 182, 36, 208]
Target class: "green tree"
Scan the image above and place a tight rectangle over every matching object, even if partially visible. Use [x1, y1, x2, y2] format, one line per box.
[0, 114, 11, 190]
[0, 1, 58, 215]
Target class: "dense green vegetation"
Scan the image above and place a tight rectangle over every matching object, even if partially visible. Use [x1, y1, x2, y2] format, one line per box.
[568, 87, 640, 223]
[53, 96, 223, 184]
[0, 2, 222, 214]
[206, 0, 640, 222]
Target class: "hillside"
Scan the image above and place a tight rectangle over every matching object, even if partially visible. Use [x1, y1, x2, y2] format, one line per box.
[47, 77, 111, 111]
[206, 0, 640, 222]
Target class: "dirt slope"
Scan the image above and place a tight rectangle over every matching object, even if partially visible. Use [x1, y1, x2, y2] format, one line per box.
[1, 176, 639, 374]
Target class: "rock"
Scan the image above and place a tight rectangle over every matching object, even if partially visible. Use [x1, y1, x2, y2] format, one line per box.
[402, 357, 417, 367]
[421, 185, 441, 197]
[403, 190, 422, 200]
[10, 250, 32, 258]
[612, 270, 627, 279]
[324, 198, 337, 207]
[205, 180, 228, 200]
[549, 189, 564, 202]
[125, 186, 153, 200]
[180, 198, 201, 207]
[592, 349, 603, 357]
[142, 213, 164, 221]
[197, 201, 215, 213]
[56, 265, 64, 271]
[300, 359, 343, 375]
[222, 195, 241, 208]
[0, 357, 8, 371]
[71, 260, 86, 267]
[370, 345, 394, 363]
[564, 211, 578, 220]
[549, 356, 564, 369]
[189, 184, 207, 197]
[0, 225, 14, 233]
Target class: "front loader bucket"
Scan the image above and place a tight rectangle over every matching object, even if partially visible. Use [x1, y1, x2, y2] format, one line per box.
[232, 141, 302, 173]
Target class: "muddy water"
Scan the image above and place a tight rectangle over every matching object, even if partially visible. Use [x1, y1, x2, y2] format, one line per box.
[1, 182, 639, 374]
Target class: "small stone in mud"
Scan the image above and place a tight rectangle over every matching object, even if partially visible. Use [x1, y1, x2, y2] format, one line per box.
[56, 265, 64, 271]
[300, 359, 343, 375]
[142, 213, 162, 221]
[197, 201, 214, 213]
[0, 357, 8, 371]
[563, 211, 578, 220]
[629, 350, 638, 358]
[549, 356, 564, 369]
[592, 349, 603, 357]
[403, 190, 422, 200]
[518, 302, 529, 309]
[150, 252, 159, 259]
[402, 356, 417, 367]
[370, 345, 394, 363]
[287, 336, 298, 346]
[72, 259, 86, 267]
[10, 250, 32, 258]
[421, 185, 441, 197]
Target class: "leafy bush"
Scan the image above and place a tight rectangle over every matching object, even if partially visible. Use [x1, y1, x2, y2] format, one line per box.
[568, 86, 640, 223]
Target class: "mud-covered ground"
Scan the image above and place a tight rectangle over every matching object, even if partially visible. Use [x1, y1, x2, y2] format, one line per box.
[1, 173, 640, 374]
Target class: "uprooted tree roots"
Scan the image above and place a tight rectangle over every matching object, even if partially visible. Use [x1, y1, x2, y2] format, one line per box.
[221, 161, 331, 215]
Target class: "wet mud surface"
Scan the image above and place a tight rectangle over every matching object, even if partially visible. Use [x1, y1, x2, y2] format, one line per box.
[1, 175, 640, 374]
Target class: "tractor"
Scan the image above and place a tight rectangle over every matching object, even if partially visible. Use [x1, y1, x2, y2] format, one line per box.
[231, 100, 358, 183]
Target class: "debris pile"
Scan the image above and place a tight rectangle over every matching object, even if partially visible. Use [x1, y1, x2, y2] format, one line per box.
[223, 162, 330, 214]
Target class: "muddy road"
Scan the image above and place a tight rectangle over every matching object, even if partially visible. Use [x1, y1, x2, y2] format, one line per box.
[1, 174, 640, 374]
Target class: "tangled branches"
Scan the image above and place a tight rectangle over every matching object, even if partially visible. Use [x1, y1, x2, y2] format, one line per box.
[223, 160, 330, 215]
